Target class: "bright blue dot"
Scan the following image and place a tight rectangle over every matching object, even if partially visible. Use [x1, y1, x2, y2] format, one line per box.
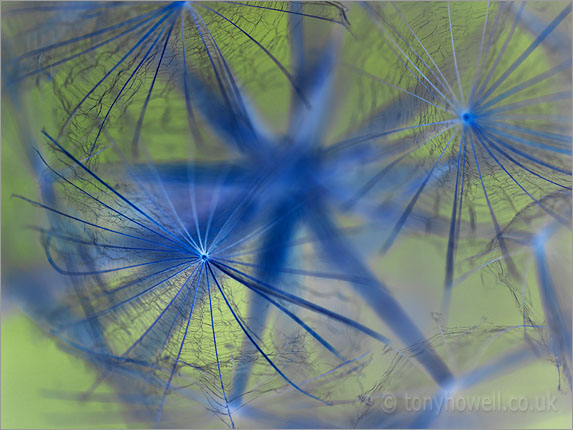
[460, 111, 474, 125]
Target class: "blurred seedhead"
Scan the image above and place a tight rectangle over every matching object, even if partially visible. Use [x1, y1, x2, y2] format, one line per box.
[470, 191, 572, 392]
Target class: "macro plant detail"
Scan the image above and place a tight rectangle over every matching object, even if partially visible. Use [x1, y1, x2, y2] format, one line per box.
[347, 1, 572, 320]
[3, 1, 349, 162]
[1, 1, 572, 429]
[19, 130, 398, 426]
